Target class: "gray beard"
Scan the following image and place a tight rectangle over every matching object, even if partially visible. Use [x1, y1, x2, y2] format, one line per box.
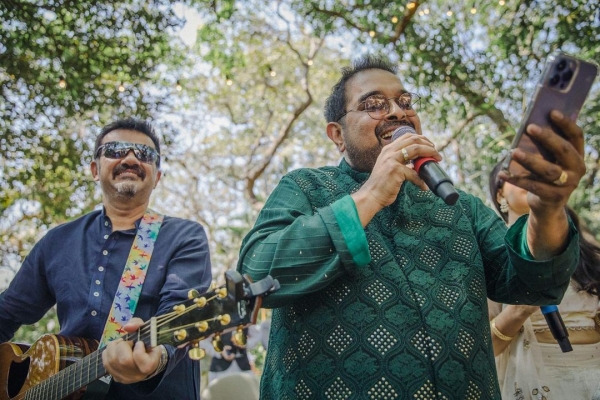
[114, 182, 137, 198]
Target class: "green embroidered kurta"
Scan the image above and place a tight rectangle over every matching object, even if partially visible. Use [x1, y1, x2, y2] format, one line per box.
[238, 159, 578, 400]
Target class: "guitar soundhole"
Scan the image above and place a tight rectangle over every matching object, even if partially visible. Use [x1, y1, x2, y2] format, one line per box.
[8, 358, 30, 398]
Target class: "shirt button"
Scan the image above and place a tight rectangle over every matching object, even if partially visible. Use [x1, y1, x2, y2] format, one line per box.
[91, 310, 97, 316]
[93, 292, 99, 297]
[104, 234, 109, 239]
[98, 266, 104, 272]
[102, 250, 108, 255]
[104, 221, 109, 226]
[95, 280, 101, 285]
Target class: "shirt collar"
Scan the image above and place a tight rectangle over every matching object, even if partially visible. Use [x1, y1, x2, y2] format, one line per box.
[100, 206, 143, 234]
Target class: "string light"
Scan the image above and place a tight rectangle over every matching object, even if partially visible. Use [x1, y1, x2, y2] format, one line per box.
[164, 6, 544, 46]
[129, 5, 504, 77]
[58, 76, 66, 89]
[176, 80, 182, 91]
[118, 83, 125, 92]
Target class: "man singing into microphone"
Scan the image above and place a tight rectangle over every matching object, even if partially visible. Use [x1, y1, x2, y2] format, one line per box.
[237, 55, 586, 399]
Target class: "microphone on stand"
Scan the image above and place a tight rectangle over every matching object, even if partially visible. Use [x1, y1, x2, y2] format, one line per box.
[391, 126, 459, 206]
[540, 305, 572, 352]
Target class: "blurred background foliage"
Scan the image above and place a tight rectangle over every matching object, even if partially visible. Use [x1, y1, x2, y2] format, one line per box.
[1, 0, 599, 361]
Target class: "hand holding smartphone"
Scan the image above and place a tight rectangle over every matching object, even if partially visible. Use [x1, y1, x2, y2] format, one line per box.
[502, 51, 598, 178]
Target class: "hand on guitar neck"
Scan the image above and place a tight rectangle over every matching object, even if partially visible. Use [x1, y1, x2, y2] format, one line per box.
[0, 271, 280, 400]
[102, 318, 165, 384]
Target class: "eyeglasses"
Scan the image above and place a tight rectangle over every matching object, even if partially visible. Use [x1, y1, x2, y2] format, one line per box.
[336, 93, 421, 122]
[95, 141, 160, 164]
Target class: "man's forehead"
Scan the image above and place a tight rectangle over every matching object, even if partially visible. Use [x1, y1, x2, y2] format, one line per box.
[102, 129, 155, 147]
[346, 69, 405, 102]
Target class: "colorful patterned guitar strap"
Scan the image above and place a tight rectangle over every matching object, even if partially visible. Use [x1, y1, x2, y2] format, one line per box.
[99, 209, 164, 347]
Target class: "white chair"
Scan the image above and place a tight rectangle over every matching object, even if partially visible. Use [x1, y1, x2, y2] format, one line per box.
[201, 372, 260, 400]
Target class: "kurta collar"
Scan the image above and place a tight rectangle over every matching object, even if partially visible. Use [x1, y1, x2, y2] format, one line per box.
[338, 158, 371, 183]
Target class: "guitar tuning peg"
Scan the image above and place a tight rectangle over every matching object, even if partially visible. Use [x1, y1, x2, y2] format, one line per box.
[232, 326, 247, 347]
[195, 321, 209, 332]
[188, 347, 206, 361]
[173, 304, 186, 314]
[187, 289, 200, 299]
[174, 329, 188, 342]
[218, 314, 231, 326]
[194, 297, 207, 307]
[188, 340, 206, 361]
[216, 288, 228, 299]
[212, 333, 224, 352]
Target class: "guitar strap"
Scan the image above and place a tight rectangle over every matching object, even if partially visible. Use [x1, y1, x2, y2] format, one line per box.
[83, 209, 164, 400]
[100, 208, 164, 345]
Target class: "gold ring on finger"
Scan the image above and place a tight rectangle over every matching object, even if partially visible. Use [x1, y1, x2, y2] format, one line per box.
[553, 169, 568, 186]
[401, 148, 409, 163]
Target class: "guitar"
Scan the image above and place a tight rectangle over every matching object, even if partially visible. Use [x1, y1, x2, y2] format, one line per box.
[0, 271, 279, 400]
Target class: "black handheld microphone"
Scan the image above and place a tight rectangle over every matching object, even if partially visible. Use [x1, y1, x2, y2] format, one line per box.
[540, 305, 572, 352]
[391, 126, 459, 206]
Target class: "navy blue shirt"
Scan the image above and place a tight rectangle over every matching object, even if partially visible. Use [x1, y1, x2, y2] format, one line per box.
[0, 208, 212, 399]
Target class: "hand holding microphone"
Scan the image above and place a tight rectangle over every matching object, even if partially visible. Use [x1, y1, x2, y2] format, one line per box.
[392, 126, 459, 206]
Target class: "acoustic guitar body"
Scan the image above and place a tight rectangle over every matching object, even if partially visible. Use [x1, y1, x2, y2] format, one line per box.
[0, 335, 98, 400]
[0, 271, 278, 400]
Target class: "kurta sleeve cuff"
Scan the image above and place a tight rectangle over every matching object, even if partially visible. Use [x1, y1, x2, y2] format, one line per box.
[330, 195, 371, 267]
[505, 214, 579, 291]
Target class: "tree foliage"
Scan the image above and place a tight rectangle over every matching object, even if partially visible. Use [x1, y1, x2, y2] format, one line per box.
[157, 0, 600, 279]
[1, 0, 192, 341]
[2, 0, 599, 342]
[1, 0, 188, 225]
[291, 0, 600, 228]
[152, 0, 343, 274]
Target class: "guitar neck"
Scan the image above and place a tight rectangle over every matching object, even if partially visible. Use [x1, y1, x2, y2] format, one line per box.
[19, 271, 278, 400]
[25, 324, 155, 400]
[24, 347, 106, 400]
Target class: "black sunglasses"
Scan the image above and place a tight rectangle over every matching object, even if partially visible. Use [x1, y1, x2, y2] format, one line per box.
[95, 141, 160, 164]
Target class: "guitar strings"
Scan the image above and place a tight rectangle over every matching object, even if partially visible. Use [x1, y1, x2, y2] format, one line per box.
[140, 293, 223, 336]
[18, 289, 223, 400]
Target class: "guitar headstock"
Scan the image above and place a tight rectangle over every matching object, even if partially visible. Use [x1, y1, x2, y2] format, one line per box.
[151, 271, 278, 351]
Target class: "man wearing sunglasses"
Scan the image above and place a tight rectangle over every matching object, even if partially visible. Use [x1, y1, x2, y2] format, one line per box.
[237, 55, 585, 399]
[0, 118, 212, 399]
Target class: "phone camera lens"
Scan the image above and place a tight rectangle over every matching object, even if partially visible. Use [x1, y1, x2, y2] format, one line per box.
[561, 70, 573, 82]
[549, 74, 560, 86]
[556, 59, 567, 71]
